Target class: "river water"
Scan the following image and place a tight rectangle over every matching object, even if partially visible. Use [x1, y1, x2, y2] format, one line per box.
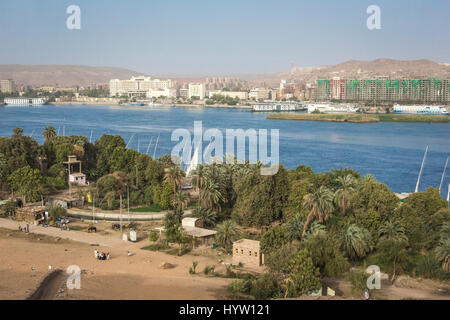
[1, 104, 449, 196]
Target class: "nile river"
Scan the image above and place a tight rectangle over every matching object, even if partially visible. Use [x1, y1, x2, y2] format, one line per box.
[1, 104, 449, 196]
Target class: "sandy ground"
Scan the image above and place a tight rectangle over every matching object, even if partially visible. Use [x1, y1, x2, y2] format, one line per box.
[0, 218, 234, 300]
[1, 217, 449, 300]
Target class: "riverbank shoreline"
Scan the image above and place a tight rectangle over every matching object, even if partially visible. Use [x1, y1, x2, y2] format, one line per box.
[49, 102, 252, 109]
[266, 113, 450, 123]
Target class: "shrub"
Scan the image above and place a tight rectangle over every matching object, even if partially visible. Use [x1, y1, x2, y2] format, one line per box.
[228, 279, 253, 295]
[189, 261, 199, 275]
[148, 230, 159, 242]
[203, 265, 215, 275]
[250, 273, 280, 299]
[415, 254, 442, 279]
[284, 249, 321, 297]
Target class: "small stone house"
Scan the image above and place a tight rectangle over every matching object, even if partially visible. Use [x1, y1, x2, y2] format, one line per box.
[232, 239, 264, 267]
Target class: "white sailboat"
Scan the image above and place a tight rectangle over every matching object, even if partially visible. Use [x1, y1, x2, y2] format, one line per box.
[415, 146, 428, 193]
[186, 144, 200, 177]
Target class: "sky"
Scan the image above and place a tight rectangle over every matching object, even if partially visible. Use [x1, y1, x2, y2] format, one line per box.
[0, 0, 449, 76]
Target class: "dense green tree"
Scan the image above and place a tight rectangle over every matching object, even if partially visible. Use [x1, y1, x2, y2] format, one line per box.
[375, 239, 410, 283]
[284, 249, 321, 297]
[233, 165, 289, 227]
[8, 165, 43, 204]
[260, 225, 288, 254]
[351, 181, 399, 234]
[302, 232, 350, 277]
[403, 187, 447, 220]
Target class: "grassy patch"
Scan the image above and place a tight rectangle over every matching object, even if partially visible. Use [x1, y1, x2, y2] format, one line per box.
[141, 242, 170, 251]
[130, 204, 163, 212]
[267, 113, 450, 123]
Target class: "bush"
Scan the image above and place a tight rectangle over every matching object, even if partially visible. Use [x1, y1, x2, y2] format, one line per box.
[347, 270, 369, 295]
[228, 279, 253, 295]
[148, 230, 159, 242]
[203, 265, 215, 275]
[415, 254, 443, 279]
[250, 273, 280, 299]
[48, 204, 67, 222]
[284, 249, 321, 297]
[189, 261, 198, 275]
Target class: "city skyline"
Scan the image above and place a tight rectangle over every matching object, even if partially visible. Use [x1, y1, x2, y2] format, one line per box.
[0, 0, 449, 76]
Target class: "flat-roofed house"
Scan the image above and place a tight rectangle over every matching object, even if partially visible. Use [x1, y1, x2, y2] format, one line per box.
[233, 239, 264, 267]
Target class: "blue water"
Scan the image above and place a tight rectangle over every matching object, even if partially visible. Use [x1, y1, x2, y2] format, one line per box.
[1, 104, 449, 196]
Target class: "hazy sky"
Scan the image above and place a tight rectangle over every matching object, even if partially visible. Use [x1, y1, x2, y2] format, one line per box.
[1, 0, 449, 76]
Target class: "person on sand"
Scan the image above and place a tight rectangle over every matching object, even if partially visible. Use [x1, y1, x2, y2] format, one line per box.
[106, 252, 110, 260]
[94, 249, 99, 259]
[127, 251, 132, 256]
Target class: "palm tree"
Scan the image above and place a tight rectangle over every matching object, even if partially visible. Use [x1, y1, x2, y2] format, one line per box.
[435, 238, 450, 272]
[302, 186, 334, 237]
[342, 224, 373, 259]
[192, 206, 217, 228]
[42, 126, 57, 143]
[191, 164, 207, 190]
[164, 165, 185, 193]
[378, 221, 408, 243]
[200, 178, 225, 211]
[171, 191, 190, 216]
[215, 220, 240, 251]
[304, 221, 327, 240]
[334, 174, 355, 216]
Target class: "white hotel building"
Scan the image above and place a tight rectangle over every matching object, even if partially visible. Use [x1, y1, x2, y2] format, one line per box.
[109, 76, 175, 98]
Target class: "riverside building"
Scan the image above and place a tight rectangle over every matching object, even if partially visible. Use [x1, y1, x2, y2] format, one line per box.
[316, 77, 450, 103]
[109, 76, 173, 97]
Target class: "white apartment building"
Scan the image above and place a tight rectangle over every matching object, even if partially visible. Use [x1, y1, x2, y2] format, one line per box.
[0, 79, 15, 93]
[249, 88, 270, 101]
[110, 76, 173, 97]
[208, 90, 248, 100]
[188, 83, 206, 99]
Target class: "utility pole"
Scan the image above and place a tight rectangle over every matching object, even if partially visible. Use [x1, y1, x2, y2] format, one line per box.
[119, 194, 123, 235]
[127, 184, 130, 223]
[92, 196, 95, 223]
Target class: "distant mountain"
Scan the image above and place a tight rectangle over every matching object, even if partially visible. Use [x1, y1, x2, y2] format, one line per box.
[0, 65, 147, 87]
[286, 58, 450, 83]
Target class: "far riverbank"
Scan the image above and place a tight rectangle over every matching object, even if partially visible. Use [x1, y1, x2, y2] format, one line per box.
[266, 113, 450, 123]
[49, 102, 252, 109]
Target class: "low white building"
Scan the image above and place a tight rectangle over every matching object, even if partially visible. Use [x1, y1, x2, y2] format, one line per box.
[249, 88, 270, 101]
[208, 90, 248, 100]
[147, 88, 176, 98]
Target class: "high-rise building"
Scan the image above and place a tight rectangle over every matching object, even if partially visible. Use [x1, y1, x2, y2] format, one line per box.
[188, 83, 206, 99]
[316, 78, 450, 103]
[0, 79, 15, 93]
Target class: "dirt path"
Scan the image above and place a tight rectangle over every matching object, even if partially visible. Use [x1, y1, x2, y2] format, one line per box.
[27, 269, 67, 300]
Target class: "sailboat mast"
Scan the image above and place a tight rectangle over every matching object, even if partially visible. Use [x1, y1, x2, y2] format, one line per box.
[153, 133, 160, 159]
[415, 146, 428, 193]
[439, 156, 449, 191]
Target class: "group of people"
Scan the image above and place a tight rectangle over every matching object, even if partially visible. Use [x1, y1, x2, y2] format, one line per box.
[18, 224, 30, 233]
[94, 249, 110, 261]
